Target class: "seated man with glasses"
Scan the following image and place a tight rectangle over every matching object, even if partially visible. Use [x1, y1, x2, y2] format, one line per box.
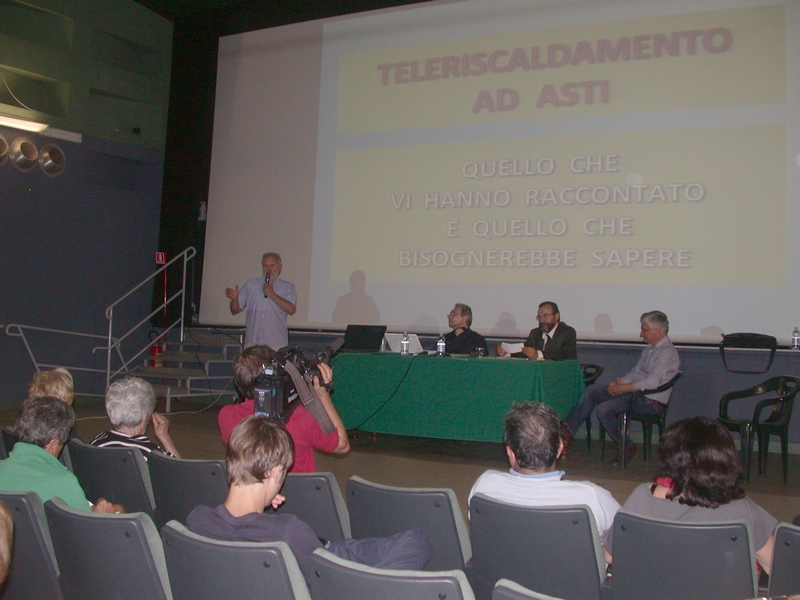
[496, 301, 577, 361]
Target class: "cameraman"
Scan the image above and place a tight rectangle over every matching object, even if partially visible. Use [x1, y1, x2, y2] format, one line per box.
[218, 346, 349, 472]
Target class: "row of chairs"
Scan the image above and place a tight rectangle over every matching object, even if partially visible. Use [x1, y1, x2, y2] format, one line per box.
[5, 453, 800, 600]
[0, 487, 548, 600]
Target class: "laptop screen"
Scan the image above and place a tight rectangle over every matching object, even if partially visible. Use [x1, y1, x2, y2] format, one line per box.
[340, 325, 387, 352]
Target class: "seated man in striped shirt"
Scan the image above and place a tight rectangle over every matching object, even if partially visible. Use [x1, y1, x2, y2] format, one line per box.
[91, 376, 180, 458]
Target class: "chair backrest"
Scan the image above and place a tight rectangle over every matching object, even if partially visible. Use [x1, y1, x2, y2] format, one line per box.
[469, 494, 604, 600]
[67, 438, 156, 518]
[161, 520, 311, 600]
[147, 452, 228, 529]
[346, 475, 471, 571]
[768, 522, 800, 597]
[308, 548, 474, 600]
[0, 491, 63, 600]
[611, 511, 756, 600]
[44, 497, 172, 600]
[580, 364, 604, 388]
[633, 371, 682, 401]
[492, 579, 566, 600]
[273, 472, 350, 542]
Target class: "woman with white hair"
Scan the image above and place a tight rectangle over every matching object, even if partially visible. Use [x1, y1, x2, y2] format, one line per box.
[91, 376, 181, 458]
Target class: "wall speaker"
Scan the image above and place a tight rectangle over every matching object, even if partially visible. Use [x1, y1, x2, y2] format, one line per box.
[10, 137, 38, 172]
[39, 143, 65, 176]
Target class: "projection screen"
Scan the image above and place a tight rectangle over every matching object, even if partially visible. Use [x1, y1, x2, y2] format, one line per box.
[199, 0, 800, 344]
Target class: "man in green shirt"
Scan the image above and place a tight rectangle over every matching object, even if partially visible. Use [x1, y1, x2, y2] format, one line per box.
[0, 396, 117, 513]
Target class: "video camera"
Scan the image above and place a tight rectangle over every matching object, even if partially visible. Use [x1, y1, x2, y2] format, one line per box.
[252, 345, 336, 434]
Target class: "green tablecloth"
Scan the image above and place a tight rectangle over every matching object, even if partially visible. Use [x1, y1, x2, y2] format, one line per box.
[330, 353, 584, 442]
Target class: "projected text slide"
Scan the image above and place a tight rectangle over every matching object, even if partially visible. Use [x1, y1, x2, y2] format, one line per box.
[330, 125, 785, 285]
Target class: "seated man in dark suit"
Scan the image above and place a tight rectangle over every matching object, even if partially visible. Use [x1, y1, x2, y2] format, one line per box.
[444, 303, 488, 355]
[496, 301, 577, 361]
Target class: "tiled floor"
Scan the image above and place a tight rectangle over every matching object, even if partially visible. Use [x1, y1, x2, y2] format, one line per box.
[3, 399, 800, 525]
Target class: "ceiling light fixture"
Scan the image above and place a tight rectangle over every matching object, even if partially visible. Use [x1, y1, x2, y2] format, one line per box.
[0, 114, 48, 133]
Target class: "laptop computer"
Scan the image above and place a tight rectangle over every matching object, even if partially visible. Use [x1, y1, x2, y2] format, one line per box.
[382, 332, 425, 354]
[340, 324, 387, 352]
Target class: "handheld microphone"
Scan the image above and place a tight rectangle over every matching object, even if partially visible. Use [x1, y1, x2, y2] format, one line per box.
[264, 272, 271, 298]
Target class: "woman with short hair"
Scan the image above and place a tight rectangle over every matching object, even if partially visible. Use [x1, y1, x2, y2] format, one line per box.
[603, 416, 777, 573]
[91, 377, 180, 458]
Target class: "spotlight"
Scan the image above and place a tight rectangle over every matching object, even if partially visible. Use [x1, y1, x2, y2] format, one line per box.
[39, 143, 65, 176]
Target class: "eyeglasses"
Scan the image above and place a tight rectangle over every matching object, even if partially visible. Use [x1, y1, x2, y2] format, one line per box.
[536, 313, 554, 320]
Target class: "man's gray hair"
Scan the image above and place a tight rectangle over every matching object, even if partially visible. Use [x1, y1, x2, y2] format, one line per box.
[262, 252, 282, 265]
[503, 402, 561, 471]
[641, 310, 669, 334]
[105, 377, 156, 428]
[454, 303, 473, 327]
[15, 396, 75, 447]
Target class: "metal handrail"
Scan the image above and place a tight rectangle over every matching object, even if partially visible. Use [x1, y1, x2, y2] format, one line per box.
[105, 247, 196, 387]
[5, 324, 126, 391]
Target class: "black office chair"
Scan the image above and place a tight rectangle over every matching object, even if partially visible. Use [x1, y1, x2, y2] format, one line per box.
[147, 452, 229, 529]
[469, 494, 605, 600]
[0, 491, 64, 600]
[718, 376, 800, 482]
[580, 364, 604, 451]
[610, 511, 757, 600]
[599, 372, 682, 469]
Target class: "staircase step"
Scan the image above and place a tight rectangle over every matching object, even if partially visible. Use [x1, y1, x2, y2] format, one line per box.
[178, 332, 243, 346]
[140, 366, 207, 380]
[157, 351, 225, 363]
[151, 384, 191, 397]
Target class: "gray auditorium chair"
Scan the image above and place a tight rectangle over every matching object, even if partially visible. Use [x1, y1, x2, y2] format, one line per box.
[469, 494, 605, 600]
[493, 579, 567, 600]
[768, 522, 800, 597]
[67, 438, 156, 519]
[610, 511, 756, 600]
[308, 548, 474, 600]
[273, 472, 351, 543]
[161, 520, 311, 600]
[44, 497, 172, 600]
[147, 452, 228, 529]
[346, 475, 471, 572]
[0, 491, 64, 600]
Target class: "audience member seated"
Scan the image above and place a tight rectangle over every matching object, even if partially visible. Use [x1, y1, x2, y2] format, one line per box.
[561, 310, 679, 464]
[28, 368, 75, 405]
[602, 416, 777, 573]
[218, 346, 349, 472]
[91, 377, 180, 458]
[469, 402, 620, 543]
[28, 367, 81, 440]
[0, 396, 119, 513]
[188, 416, 432, 582]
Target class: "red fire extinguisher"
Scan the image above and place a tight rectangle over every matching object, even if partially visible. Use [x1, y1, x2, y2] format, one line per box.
[149, 331, 165, 368]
